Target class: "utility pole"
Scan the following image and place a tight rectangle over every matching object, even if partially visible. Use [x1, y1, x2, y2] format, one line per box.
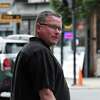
[63, 0, 76, 85]
[72, 0, 76, 85]
[61, 27, 64, 66]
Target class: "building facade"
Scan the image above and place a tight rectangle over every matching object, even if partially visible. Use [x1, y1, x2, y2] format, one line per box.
[0, 0, 52, 36]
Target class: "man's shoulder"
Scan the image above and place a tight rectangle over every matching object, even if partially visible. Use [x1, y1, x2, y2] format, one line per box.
[21, 40, 49, 57]
[30, 40, 47, 51]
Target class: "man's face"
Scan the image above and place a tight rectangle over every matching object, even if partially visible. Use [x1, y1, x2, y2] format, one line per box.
[37, 15, 62, 46]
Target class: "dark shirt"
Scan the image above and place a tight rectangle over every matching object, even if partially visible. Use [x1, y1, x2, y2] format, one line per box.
[11, 37, 70, 100]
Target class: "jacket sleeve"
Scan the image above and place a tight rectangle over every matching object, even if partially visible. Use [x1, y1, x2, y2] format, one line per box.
[28, 49, 56, 93]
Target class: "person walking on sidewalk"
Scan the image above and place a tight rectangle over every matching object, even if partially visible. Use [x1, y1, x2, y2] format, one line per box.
[11, 10, 70, 100]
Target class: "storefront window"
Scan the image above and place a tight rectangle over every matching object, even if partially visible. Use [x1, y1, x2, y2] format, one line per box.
[19, 16, 35, 35]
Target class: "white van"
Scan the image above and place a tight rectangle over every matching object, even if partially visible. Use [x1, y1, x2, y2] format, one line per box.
[0, 38, 28, 96]
[6, 34, 33, 41]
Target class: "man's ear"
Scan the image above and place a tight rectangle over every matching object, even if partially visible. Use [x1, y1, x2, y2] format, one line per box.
[36, 23, 41, 33]
[37, 23, 41, 29]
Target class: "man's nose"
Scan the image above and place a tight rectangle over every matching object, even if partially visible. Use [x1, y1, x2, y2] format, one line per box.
[55, 29, 61, 36]
[55, 28, 60, 33]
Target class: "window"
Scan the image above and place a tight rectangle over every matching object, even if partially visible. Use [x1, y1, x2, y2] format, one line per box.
[15, 0, 27, 2]
[5, 43, 26, 53]
[0, 31, 13, 37]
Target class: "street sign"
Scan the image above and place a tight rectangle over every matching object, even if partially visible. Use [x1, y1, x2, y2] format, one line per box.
[0, 0, 14, 13]
[64, 31, 73, 40]
[0, 14, 21, 23]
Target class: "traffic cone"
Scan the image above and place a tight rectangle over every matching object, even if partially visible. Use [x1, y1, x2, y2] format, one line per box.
[77, 68, 83, 86]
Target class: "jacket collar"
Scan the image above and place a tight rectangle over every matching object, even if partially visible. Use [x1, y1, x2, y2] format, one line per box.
[29, 37, 50, 49]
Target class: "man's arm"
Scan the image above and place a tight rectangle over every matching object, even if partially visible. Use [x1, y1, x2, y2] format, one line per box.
[39, 88, 56, 100]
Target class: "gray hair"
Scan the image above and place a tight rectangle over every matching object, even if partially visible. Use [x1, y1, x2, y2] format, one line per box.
[34, 10, 62, 36]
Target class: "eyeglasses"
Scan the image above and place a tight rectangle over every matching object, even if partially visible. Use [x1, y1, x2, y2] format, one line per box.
[39, 23, 62, 31]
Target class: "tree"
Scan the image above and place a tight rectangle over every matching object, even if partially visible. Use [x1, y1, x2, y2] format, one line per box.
[50, 0, 100, 25]
[50, 0, 71, 25]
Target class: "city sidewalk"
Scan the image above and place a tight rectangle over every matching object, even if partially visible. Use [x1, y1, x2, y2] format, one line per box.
[66, 78, 100, 89]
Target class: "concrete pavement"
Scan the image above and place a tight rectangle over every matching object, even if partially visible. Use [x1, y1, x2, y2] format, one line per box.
[66, 78, 100, 89]
[0, 78, 100, 99]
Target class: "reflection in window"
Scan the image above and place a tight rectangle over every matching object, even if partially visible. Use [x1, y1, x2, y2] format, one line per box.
[5, 43, 26, 53]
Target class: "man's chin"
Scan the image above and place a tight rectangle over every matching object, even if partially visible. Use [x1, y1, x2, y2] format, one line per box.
[51, 41, 58, 45]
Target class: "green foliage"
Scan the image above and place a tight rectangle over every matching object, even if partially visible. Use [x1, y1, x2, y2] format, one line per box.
[50, 0, 71, 25]
[50, 0, 100, 25]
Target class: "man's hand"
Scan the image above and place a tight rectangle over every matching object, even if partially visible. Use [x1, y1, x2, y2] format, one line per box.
[39, 88, 56, 100]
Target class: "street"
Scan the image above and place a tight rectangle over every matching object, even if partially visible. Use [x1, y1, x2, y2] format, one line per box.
[70, 88, 100, 100]
[66, 78, 100, 100]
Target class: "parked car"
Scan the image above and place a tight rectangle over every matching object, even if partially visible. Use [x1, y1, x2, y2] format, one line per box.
[6, 34, 33, 41]
[0, 38, 28, 97]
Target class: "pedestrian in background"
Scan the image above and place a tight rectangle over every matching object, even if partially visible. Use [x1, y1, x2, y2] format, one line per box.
[11, 10, 70, 100]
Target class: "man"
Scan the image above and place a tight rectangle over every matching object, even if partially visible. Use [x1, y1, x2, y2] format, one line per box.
[11, 11, 70, 100]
